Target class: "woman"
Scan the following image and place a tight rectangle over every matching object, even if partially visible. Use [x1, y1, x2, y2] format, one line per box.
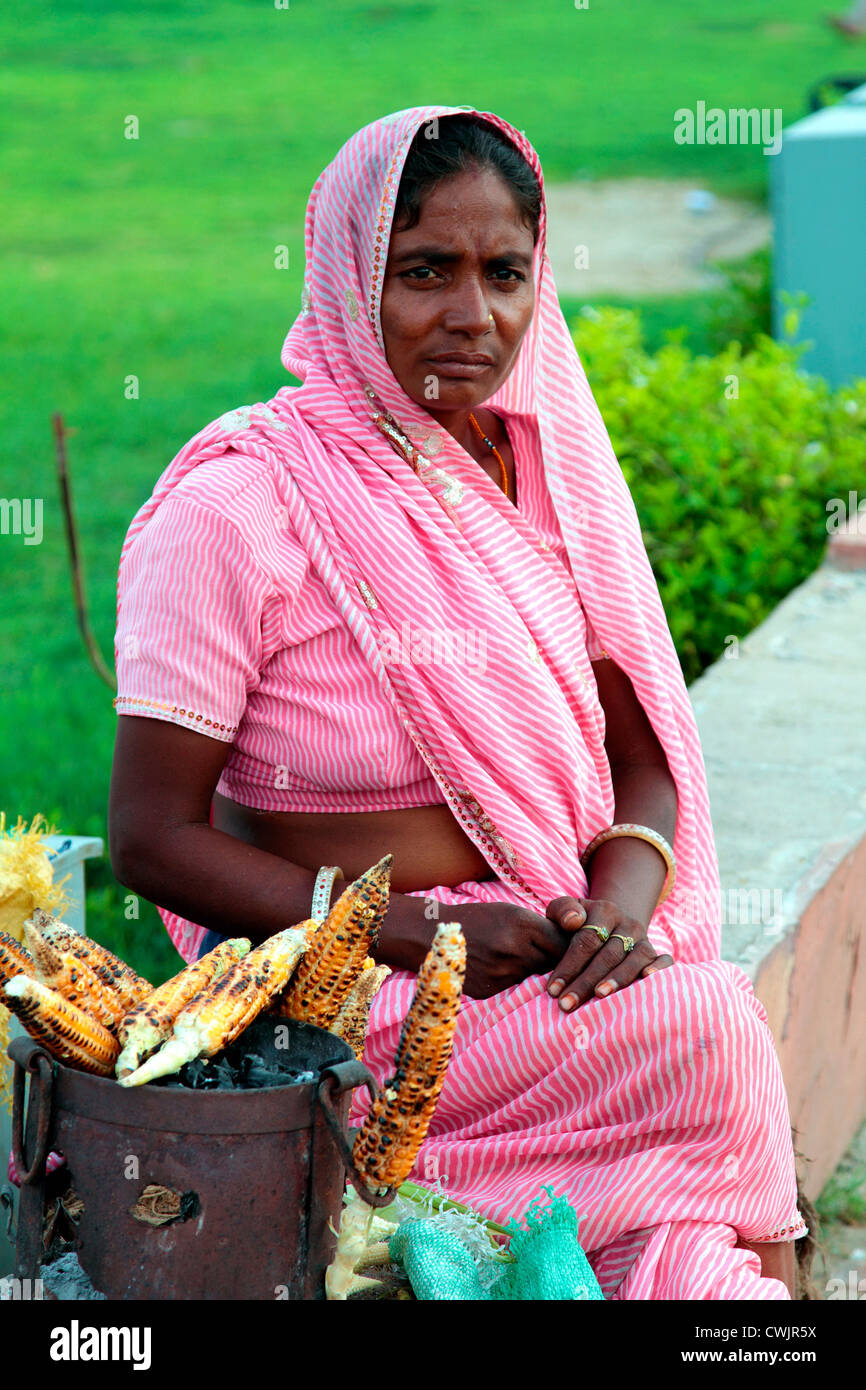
[109, 105, 807, 1299]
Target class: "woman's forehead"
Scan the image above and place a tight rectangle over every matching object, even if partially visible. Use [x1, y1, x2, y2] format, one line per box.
[335, 108, 545, 224]
[388, 167, 537, 251]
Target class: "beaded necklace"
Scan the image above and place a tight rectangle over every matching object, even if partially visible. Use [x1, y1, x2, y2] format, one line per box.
[468, 412, 510, 501]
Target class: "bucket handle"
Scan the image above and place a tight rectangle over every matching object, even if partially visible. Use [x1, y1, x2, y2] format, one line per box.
[9, 1036, 55, 1187]
[316, 1061, 397, 1210]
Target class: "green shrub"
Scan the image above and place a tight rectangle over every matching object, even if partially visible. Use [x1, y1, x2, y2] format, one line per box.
[572, 306, 866, 683]
[705, 245, 772, 355]
[815, 1166, 866, 1228]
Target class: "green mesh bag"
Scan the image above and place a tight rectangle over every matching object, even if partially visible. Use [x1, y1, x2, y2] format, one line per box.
[389, 1219, 487, 1301]
[490, 1187, 604, 1301]
[388, 1185, 604, 1301]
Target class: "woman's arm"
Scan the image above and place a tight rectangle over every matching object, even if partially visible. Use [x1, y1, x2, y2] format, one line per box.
[110, 715, 454, 970]
[108, 716, 565, 992]
[583, 656, 678, 927]
[109, 716, 327, 944]
[544, 657, 678, 1009]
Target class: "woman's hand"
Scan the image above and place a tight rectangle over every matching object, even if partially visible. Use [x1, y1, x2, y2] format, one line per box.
[455, 901, 571, 1000]
[544, 896, 673, 1011]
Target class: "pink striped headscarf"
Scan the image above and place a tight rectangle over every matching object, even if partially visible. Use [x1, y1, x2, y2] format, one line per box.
[124, 106, 721, 962]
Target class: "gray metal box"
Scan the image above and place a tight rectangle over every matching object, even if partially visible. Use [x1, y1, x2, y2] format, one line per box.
[771, 89, 866, 386]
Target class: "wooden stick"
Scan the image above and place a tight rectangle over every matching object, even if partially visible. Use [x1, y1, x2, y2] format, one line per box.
[52, 412, 116, 690]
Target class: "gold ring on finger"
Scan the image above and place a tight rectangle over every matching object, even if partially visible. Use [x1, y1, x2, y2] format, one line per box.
[610, 933, 635, 953]
[581, 924, 609, 944]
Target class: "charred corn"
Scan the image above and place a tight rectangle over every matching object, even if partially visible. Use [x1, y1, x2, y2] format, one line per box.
[3, 975, 120, 1076]
[275, 856, 391, 1030]
[25, 917, 132, 1034]
[115, 938, 251, 1079]
[0, 929, 35, 986]
[31, 908, 152, 1012]
[119, 925, 311, 1087]
[332, 959, 391, 1061]
[326, 923, 465, 1300]
[352, 921, 465, 1190]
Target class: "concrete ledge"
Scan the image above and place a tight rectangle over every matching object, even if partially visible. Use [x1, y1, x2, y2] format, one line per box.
[691, 561, 866, 1198]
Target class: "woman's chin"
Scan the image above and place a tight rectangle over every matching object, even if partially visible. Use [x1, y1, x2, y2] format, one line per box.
[409, 382, 500, 416]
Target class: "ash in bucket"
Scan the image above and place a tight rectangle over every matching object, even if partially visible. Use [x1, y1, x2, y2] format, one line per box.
[147, 1015, 350, 1091]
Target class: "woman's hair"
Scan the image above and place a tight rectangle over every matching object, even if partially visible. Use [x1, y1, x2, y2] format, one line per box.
[393, 114, 542, 244]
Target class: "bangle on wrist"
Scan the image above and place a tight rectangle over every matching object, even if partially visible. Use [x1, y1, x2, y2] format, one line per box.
[580, 824, 676, 906]
[311, 865, 344, 922]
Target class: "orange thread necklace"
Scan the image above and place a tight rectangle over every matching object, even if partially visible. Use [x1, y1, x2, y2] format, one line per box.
[468, 412, 509, 501]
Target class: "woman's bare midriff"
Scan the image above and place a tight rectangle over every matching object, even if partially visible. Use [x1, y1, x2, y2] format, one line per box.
[211, 791, 495, 895]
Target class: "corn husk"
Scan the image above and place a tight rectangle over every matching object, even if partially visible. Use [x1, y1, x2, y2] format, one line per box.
[0, 814, 72, 1114]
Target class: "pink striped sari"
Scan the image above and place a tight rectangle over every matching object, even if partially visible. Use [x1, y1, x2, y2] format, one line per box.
[120, 106, 806, 1297]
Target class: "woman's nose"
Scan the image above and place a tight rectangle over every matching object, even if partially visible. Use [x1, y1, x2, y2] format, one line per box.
[442, 281, 493, 338]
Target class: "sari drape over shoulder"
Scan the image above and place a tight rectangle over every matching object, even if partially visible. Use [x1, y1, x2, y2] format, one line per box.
[114, 105, 806, 1298]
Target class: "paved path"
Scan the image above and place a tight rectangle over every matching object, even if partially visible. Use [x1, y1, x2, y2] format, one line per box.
[546, 177, 770, 296]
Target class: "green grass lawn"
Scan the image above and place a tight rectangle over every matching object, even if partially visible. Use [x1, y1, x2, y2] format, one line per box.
[1, 0, 859, 981]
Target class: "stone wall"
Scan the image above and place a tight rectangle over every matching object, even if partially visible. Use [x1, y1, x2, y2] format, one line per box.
[691, 522, 866, 1199]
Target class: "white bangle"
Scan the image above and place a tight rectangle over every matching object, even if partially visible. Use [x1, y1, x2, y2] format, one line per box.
[311, 865, 344, 923]
[579, 823, 676, 906]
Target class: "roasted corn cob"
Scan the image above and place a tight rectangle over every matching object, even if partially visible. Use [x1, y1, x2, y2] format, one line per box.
[326, 922, 465, 1300]
[332, 959, 391, 1061]
[30, 908, 152, 1013]
[119, 925, 312, 1087]
[274, 856, 391, 1030]
[353, 921, 465, 1189]
[24, 917, 132, 1034]
[0, 929, 35, 986]
[115, 938, 251, 1079]
[3, 975, 120, 1076]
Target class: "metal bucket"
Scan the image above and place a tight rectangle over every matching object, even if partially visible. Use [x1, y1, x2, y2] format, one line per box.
[9, 1018, 392, 1301]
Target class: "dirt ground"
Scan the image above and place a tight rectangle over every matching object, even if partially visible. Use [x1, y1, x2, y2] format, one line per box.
[545, 177, 770, 296]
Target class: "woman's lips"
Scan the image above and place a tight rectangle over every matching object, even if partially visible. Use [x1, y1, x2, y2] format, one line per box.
[425, 355, 495, 379]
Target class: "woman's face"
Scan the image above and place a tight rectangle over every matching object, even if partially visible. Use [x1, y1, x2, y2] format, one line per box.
[380, 165, 536, 426]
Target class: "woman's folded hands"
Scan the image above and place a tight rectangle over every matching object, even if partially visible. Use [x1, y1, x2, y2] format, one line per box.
[451, 901, 569, 1000]
[543, 896, 673, 1012]
[451, 897, 672, 1004]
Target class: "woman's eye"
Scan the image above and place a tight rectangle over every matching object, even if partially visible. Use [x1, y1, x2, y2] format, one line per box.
[398, 265, 526, 284]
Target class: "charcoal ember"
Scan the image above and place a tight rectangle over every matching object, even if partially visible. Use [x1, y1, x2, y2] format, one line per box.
[206, 1056, 235, 1088]
[238, 1051, 275, 1088]
[155, 1057, 232, 1090]
[151, 1050, 322, 1091]
[181, 1056, 233, 1089]
[145, 1017, 342, 1090]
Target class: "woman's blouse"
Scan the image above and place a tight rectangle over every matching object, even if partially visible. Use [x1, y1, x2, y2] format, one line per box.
[114, 410, 607, 813]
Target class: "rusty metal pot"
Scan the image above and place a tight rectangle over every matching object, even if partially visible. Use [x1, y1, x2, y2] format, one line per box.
[10, 1018, 393, 1301]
